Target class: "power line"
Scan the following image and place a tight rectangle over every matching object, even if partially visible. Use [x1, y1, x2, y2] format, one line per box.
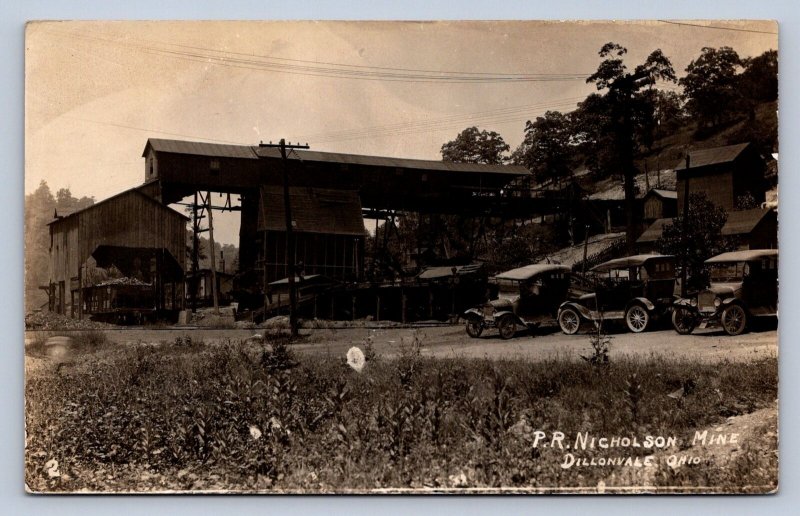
[287, 96, 588, 143]
[658, 20, 777, 35]
[61, 115, 251, 145]
[44, 29, 593, 84]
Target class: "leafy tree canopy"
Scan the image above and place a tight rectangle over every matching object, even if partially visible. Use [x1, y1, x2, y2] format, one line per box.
[679, 46, 743, 127]
[656, 192, 735, 292]
[440, 126, 510, 165]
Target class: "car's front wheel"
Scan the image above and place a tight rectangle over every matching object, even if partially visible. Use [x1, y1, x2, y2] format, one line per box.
[671, 306, 696, 335]
[558, 307, 581, 335]
[497, 315, 517, 340]
[465, 319, 483, 338]
[625, 304, 649, 333]
[721, 304, 747, 336]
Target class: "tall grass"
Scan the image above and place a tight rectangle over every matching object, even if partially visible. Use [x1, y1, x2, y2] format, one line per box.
[25, 337, 777, 492]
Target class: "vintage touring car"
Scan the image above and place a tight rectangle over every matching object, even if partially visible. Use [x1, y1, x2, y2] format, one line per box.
[671, 249, 778, 336]
[557, 254, 677, 334]
[462, 264, 572, 339]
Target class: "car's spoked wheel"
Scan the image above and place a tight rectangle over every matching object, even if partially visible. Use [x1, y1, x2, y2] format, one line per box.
[721, 304, 747, 336]
[625, 304, 649, 333]
[465, 320, 483, 338]
[671, 307, 696, 335]
[497, 315, 516, 340]
[558, 308, 581, 335]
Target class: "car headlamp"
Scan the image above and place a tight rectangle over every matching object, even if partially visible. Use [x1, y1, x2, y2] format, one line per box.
[714, 297, 722, 307]
[690, 298, 697, 307]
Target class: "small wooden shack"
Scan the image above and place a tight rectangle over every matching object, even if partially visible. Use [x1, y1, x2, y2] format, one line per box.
[47, 188, 189, 319]
[675, 142, 767, 213]
[642, 189, 677, 222]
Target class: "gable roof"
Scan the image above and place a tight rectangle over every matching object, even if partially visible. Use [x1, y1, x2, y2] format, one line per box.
[674, 142, 752, 170]
[48, 187, 190, 225]
[257, 186, 366, 236]
[143, 138, 259, 159]
[142, 138, 529, 177]
[637, 208, 776, 244]
[255, 146, 529, 176]
[721, 208, 774, 236]
[636, 218, 672, 243]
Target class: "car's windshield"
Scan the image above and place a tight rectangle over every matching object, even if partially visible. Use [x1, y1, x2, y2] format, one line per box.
[494, 279, 521, 295]
[710, 262, 748, 282]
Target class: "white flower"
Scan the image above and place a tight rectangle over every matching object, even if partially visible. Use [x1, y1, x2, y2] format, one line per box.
[249, 425, 262, 440]
[346, 346, 366, 372]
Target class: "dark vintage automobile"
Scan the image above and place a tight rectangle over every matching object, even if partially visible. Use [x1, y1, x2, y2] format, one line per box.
[557, 254, 677, 334]
[671, 249, 778, 336]
[462, 264, 572, 339]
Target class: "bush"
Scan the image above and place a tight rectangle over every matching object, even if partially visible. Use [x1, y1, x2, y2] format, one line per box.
[25, 340, 777, 493]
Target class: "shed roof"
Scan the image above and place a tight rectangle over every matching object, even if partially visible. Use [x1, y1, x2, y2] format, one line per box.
[674, 142, 751, 170]
[721, 208, 774, 236]
[143, 138, 259, 159]
[494, 264, 571, 281]
[48, 187, 190, 225]
[257, 186, 366, 236]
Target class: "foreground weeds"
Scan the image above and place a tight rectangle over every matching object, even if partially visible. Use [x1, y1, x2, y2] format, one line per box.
[25, 336, 777, 493]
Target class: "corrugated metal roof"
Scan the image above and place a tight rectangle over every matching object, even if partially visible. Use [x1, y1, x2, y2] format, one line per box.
[592, 254, 673, 272]
[143, 138, 259, 159]
[255, 146, 529, 176]
[257, 186, 366, 236]
[417, 263, 484, 280]
[636, 218, 672, 243]
[706, 249, 778, 263]
[674, 142, 751, 170]
[721, 208, 773, 236]
[494, 264, 571, 281]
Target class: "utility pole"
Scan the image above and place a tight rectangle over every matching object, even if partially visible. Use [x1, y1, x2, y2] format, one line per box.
[191, 191, 200, 313]
[680, 153, 691, 297]
[259, 138, 310, 338]
[205, 191, 220, 315]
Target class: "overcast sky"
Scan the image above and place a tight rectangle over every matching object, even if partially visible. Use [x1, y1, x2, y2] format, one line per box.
[25, 20, 777, 244]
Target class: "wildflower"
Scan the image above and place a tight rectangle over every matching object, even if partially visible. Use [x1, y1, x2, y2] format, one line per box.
[346, 346, 366, 372]
[249, 425, 262, 440]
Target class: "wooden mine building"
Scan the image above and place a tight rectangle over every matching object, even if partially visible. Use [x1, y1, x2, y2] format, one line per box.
[46, 188, 189, 319]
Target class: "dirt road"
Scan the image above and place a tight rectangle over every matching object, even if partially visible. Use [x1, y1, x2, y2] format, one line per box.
[25, 323, 778, 364]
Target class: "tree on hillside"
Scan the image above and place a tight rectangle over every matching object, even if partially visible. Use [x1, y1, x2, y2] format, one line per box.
[512, 110, 575, 185]
[571, 93, 618, 179]
[656, 192, 734, 292]
[586, 42, 676, 253]
[739, 49, 778, 103]
[440, 126, 510, 165]
[24, 182, 95, 312]
[680, 46, 743, 128]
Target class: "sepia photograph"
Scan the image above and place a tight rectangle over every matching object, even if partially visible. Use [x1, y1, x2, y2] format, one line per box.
[23, 19, 779, 494]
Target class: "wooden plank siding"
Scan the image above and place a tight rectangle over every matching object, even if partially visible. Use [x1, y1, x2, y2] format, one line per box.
[49, 190, 188, 285]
